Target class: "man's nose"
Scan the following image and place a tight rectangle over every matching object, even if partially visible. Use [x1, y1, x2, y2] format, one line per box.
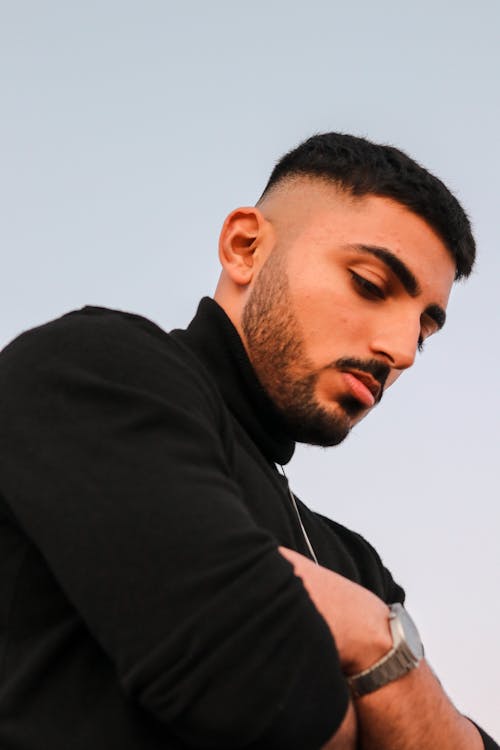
[370, 320, 420, 371]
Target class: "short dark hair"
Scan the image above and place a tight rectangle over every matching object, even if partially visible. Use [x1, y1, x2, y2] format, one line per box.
[260, 133, 475, 279]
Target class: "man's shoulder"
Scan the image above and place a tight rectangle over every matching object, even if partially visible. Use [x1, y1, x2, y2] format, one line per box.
[1, 305, 168, 359]
[0, 306, 215, 406]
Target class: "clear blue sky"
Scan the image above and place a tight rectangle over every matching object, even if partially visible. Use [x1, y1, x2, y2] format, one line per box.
[1, 0, 499, 736]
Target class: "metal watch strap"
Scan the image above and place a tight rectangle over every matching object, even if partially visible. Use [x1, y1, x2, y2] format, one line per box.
[347, 604, 424, 698]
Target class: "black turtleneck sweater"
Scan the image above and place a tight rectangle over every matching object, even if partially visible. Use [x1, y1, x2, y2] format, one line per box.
[0, 299, 495, 749]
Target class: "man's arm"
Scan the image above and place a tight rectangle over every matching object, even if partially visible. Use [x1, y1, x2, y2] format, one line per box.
[280, 547, 486, 750]
[0, 312, 350, 749]
[354, 661, 480, 750]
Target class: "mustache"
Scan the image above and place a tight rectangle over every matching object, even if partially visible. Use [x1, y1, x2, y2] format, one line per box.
[333, 357, 391, 402]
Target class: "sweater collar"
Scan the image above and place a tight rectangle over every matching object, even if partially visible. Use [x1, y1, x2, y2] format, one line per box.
[173, 297, 295, 465]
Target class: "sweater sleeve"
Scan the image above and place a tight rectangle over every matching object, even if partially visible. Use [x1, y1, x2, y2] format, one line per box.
[0, 310, 348, 749]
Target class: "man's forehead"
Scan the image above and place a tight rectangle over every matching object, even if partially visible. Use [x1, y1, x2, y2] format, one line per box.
[259, 178, 421, 242]
[262, 178, 454, 262]
[259, 178, 456, 305]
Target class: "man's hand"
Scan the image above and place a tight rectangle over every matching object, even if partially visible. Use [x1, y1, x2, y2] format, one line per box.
[279, 546, 392, 674]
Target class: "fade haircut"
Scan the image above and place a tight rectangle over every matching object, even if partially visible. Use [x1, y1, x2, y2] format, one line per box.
[260, 133, 475, 279]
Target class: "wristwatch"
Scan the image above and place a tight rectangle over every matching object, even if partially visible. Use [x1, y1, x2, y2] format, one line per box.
[347, 603, 424, 697]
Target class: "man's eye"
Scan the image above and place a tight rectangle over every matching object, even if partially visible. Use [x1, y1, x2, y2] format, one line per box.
[350, 271, 386, 300]
[417, 336, 425, 353]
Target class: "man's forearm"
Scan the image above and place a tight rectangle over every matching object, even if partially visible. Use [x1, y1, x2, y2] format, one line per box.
[279, 547, 484, 750]
[354, 660, 481, 750]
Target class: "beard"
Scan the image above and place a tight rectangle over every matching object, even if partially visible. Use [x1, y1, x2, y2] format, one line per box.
[241, 250, 365, 447]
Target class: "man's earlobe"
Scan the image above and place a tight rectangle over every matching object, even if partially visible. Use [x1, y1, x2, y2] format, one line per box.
[218, 207, 268, 286]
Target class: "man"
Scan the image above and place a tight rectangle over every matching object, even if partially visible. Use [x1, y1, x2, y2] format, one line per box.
[0, 133, 497, 749]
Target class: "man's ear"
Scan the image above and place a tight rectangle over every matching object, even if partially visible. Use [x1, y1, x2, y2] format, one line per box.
[218, 207, 271, 286]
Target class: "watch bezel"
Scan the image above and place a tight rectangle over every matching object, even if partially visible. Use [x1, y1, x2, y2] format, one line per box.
[390, 603, 425, 661]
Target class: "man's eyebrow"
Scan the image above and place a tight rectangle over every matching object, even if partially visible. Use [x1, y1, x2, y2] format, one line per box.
[350, 244, 447, 331]
[353, 244, 421, 296]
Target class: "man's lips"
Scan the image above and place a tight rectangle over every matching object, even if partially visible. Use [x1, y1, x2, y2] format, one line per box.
[340, 370, 382, 408]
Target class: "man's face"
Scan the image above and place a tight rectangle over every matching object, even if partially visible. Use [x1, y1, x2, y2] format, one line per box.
[240, 182, 456, 446]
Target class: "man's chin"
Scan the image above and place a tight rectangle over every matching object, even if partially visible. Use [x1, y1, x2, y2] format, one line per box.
[284, 412, 353, 448]
[295, 425, 351, 447]
[282, 396, 371, 447]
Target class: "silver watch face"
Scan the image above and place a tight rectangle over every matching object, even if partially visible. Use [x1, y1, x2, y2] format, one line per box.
[390, 603, 424, 659]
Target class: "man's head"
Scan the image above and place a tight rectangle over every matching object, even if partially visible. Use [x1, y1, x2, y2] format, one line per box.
[214, 133, 475, 447]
